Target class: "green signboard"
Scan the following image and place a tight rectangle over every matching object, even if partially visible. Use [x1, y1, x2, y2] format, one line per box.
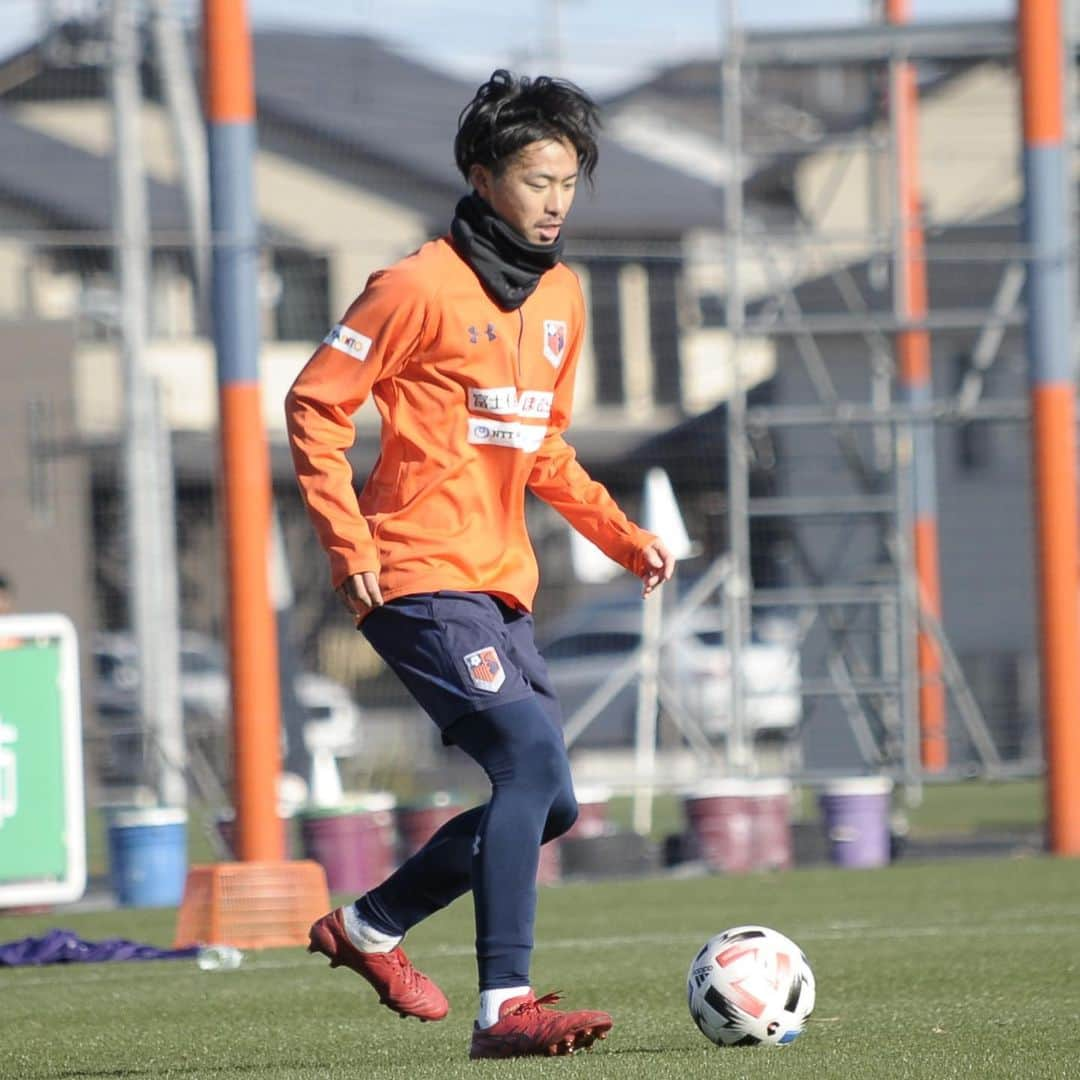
[0, 614, 85, 906]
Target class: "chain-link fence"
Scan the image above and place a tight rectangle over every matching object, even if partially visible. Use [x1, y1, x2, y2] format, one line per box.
[0, 6, 1051, 818]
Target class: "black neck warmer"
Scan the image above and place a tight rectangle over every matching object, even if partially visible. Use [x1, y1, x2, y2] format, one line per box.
[450, 191, 564, 310]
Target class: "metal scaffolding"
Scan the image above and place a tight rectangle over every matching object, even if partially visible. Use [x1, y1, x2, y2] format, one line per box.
[556, 13, 1052, 806]
[714, 13, 1050, 788]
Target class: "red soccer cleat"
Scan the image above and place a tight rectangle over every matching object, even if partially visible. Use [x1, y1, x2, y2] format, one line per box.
[307, 908, 449, 1022]
[468, 991, 613, 1059]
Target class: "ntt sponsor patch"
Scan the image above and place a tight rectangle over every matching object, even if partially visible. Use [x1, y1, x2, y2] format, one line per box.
[467, 416, 545, 453]
[324, 323, 373, 362]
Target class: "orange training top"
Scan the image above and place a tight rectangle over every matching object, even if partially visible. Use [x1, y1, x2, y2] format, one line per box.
[285, 236, 656, 611]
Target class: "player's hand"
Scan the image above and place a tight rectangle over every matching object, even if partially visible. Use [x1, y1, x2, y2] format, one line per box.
[337, 571, 384, 623]
[639, 539, 676, 597]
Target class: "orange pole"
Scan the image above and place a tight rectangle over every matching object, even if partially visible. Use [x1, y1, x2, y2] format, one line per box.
[913, 519, 945, 763]
[888, 0, 947, 771]
[219, 385, 284, 861]
[1030, 388, 1080, 852]
[1019, 0, 1065, 144]
[1019, 0, 1080, 854]
[205, 0, 284, 861]
[202, 0, 255, 124]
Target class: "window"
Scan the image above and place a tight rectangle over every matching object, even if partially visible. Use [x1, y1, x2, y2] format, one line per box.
[648, 260, 682, 406]
[273, 247, 330, 342]
[584, 260, 624, 405]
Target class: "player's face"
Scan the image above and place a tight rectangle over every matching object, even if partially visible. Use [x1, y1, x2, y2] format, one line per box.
[470, 139, 579, 245]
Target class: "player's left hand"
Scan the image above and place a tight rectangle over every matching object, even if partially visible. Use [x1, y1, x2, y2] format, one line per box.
[639, 539, 676, 597]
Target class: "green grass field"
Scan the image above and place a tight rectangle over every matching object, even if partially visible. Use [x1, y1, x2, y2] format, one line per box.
[2, 851, 1079, 1079]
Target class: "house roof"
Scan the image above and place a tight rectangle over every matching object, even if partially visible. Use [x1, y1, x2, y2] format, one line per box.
[603, 53, 964, 140]
[0, 106, 193, 234]
[250, 31, 724, 239]
[0, 98, 306, 243]
[602, 48, 977, 204]
[0, 25, 726, 241]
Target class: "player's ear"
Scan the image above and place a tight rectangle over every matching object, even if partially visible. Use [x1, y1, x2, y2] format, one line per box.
[469, 163, 493, 201]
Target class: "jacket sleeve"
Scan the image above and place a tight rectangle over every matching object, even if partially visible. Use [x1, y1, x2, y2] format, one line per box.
[284, 265, 429, 588]
[527, 300, 657, 576]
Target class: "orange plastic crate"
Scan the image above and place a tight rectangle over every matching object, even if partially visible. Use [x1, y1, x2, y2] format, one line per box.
[174, 860, 330, 950]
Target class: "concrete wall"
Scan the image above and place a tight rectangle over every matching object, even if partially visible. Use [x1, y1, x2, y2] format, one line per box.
[0, 318, 96, 700]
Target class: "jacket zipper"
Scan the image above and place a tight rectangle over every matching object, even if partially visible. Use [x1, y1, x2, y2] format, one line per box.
[515, 309, 524, 385]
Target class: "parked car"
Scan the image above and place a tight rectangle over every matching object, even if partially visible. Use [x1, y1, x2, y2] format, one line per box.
[92, 631, 228, 722]
[539, 592, 801, 750]
[94, 631, 357, 722]
[90, 631, 362, 786]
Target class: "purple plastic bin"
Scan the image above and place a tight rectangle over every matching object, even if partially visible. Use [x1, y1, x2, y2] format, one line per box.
[299, 795, 397, 894]
[819, 777, 893, 868]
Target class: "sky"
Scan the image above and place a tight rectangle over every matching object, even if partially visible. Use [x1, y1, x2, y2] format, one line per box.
[4, 0, 1013, 94]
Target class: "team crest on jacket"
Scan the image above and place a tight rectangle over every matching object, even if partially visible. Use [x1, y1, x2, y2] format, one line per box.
[543, 320, 567, 368]
[464, 646, 506, 692]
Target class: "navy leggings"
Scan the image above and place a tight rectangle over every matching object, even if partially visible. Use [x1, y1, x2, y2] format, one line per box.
[356, 696, 579, 989]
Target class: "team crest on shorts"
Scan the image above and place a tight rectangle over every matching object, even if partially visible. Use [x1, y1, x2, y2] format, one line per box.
[543, 320, 567, 368]
[464, 646, 505, 692]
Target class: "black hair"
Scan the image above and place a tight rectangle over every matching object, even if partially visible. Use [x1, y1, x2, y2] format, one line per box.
[454, 69, 600, 184]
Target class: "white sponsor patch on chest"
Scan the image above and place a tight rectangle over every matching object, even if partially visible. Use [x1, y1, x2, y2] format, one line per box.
[467, 416, 546, 453]
[464, 646, 506, 692]
[324, 323, 372, 362]
[468, 387, 520, 415]
[468, 387, 553, 419]
[516, 391, 553, 419]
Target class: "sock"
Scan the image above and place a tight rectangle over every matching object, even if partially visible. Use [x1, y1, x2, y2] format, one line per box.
[477, 986, 531, 1029]
[342, 901, 402, 954]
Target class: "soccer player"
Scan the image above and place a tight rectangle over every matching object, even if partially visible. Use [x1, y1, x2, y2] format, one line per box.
[286, 69, 675, 1059]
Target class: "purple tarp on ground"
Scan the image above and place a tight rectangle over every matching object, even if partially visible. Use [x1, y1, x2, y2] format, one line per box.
[0, 929, 200, 966]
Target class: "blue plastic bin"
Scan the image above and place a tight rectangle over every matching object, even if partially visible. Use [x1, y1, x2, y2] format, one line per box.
[107, 807, 188, 907]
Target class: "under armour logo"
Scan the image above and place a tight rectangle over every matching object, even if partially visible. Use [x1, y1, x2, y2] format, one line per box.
[468, 324, 498, 344]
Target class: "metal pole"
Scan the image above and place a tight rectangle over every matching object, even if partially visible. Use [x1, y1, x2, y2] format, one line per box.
[204, 0, 283, 861]
[1018, 0, 1080, 854]
[631, 589, 662, 834]
[894, 423, 922, 801]
[110, 0, 185, 808]
[887, 0, 947, 772]
[149, 0, 211, 332]
[722, 0, 751, 773]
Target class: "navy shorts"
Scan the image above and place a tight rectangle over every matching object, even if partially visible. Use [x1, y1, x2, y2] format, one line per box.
[360, 591, 562, 735]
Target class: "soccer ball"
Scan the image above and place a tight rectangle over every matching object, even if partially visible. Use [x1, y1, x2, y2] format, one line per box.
[686, 925, 815, 1047]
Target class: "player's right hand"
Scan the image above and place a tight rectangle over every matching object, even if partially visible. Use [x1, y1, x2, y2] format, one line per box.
[337, 571, 384, 622]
